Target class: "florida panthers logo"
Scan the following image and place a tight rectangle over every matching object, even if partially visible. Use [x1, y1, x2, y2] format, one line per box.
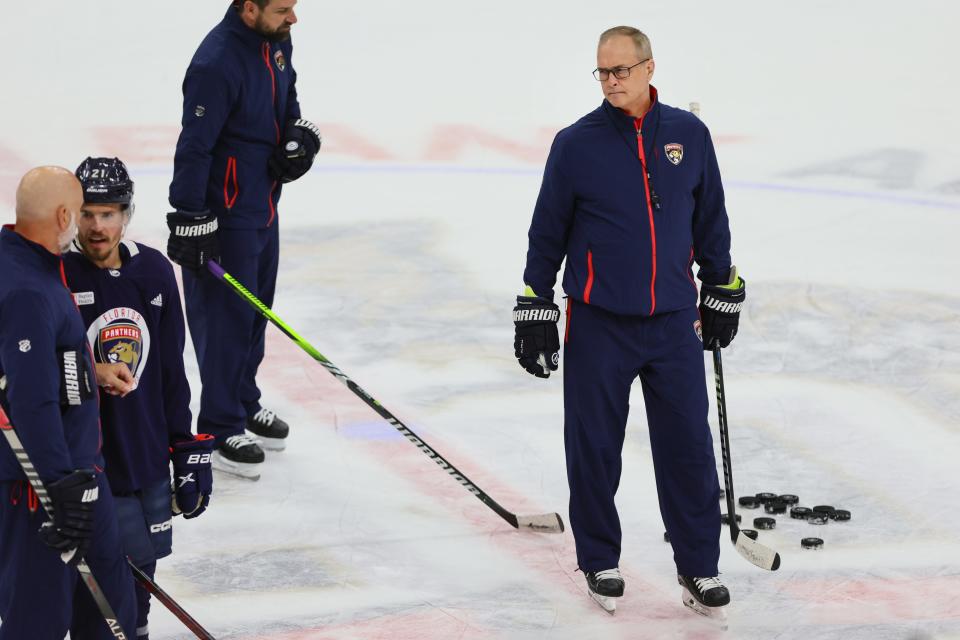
[664, 143, 684, 166]
[87, 307, 151, 382]
[274, 50, 286, 71]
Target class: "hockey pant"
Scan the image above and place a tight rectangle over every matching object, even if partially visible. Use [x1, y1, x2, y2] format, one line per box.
[563, 300, 722, 577]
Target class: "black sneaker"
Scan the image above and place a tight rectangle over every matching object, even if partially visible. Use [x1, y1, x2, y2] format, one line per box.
[586, 568, 625, 597]
[678, 575, 730, 607]
[246, 408, 289, 451]
[213, 434, 265, 480]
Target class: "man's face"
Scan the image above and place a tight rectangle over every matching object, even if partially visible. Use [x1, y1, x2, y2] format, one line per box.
[57, 183, 84, 253]
[77, 203, 127, 266]
[596, 35, 654, 114]
[250, 0, 298, 42]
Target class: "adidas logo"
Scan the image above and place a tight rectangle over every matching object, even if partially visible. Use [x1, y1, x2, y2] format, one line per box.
[151, 294, 163, 307]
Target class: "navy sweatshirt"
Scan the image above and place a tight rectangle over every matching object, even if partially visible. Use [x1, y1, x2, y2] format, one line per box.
[63, 240, 193, 495]
[169, 6, 302, 229]
[524, 88, 733, 317]
[0, 227, 103, 483]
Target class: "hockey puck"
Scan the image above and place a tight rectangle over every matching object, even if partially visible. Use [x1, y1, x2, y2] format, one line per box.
[764, 500, 787, 515]
[755, 492, 778, 504]
[664, 531, 670, 543]
[754, 517, 776, 530]
[806, 512, 829, 525]
[778, 494, 799, 505]
[790, 506, 812, 520]
[812, 505, 836, 515]
[738, 496, 760, 509]
[801, 537, 824, 550]
[831, 509, 851, 521]
[740, 529, 759, 540]
[721, 513, 742, 525]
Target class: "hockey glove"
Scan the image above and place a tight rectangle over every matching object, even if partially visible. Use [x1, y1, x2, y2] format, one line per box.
[166, 211, 220, 273]
[513, 290, 561, 378]
[699, 268, 746, 350]
[171, 434, 215, 519]
[268, 119, 322, 184]
[38, 469, 98, 566]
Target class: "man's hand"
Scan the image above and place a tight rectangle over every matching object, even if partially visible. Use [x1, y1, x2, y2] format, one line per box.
[699, 268, 746, 350]
[39, 469, 98, 567]
[95, 362, 135, 397]
[171, 435, 215, 519]
[513, 291, 561, 378]
[268, 119, 321, 184]
[166, 211, 220, 272]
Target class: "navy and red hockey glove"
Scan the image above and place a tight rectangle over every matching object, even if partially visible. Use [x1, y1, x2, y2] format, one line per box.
[268, 119, 322, 184]
[699, 269, 746, 350]
[171, 434, 214, 519]
[166, 211, 220, 273]
[39, 469, 98, 567]
[513, 289, 561, 378]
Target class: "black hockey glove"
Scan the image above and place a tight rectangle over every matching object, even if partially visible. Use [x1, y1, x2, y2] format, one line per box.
[166, 211, 220, 273]
[268, 118, 322, 184]
[38, 469, 98, 566]
[171, 434, 215, 520]
[513, 294, 561, 378]
[699, 270, 746, 350]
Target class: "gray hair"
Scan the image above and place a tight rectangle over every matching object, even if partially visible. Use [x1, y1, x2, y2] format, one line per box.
[598, 26, 652, 60]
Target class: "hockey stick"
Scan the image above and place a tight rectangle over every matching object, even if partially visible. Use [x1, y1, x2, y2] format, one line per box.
[0, 393, 130, 638]
[206, 260, 564, 533]
[712, 348, 781, 570]
[129, 564, 216, 639]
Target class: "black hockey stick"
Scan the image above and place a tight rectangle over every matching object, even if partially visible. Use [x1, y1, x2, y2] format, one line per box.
[712, 348, 781, 570]
[0, 395, 130, 638]
[207, 260, 564, 533]
[129, 564, 215, 639]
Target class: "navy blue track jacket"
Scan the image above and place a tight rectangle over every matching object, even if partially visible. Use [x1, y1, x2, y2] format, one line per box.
[170, 7, 301, 228]
[63, 241, 194, 495]
[0, 227, 103, 483]
[524, 88, 732, 316]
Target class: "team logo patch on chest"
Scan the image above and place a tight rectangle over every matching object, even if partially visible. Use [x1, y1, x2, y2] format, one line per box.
[274, 50, 286, 71]
[664, 143, 684, 165]
[87, 307, 151, 382]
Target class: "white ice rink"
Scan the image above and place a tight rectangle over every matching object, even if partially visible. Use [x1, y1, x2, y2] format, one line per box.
[3, 1, 959, 638]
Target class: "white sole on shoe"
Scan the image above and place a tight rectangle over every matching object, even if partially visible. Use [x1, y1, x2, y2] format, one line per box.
[589, 590, 617, 615]
[212, 451, 262, 481]
[681, 587, 728, 629]
[247, 431, 286, 452]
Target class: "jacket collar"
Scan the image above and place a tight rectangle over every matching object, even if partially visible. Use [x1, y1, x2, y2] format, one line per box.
[602, 85, 661, 137]
[1, 225, 64, 274]
[222, 5, 268, 48]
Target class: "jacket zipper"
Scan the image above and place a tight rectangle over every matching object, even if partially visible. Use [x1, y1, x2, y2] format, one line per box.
[262, 42, 280, 226]
[634, 116, 657, 316]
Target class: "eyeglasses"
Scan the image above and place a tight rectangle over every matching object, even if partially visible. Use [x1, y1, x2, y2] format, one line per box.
[593, 59, 650, 81]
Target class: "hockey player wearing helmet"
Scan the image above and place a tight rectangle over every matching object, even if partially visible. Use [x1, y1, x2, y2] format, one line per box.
[65, 157, 215, 640]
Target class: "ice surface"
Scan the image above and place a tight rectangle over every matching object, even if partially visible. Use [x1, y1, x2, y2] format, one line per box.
[2, 1, 958, 638]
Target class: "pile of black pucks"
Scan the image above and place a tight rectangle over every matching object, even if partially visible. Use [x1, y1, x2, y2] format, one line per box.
[737, 492, 852, 550]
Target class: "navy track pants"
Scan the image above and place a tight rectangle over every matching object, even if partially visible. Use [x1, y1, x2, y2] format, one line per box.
[183, 224, 279, 443]
[0, 473, 137, 639]
[563, 299, 721, 577]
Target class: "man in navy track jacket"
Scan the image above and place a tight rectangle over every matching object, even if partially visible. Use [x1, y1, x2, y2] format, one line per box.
[0, 166, 136, 639]
[167, 0, 320, 480]
[512, 27, 746, 618]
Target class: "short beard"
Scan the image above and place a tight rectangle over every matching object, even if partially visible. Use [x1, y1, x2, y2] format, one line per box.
[254, 16, 291, 42]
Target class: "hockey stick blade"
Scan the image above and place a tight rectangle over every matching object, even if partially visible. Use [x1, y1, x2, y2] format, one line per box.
[206, 261, 565, 534]
[732, 527, 781, 571]
[516, 513, 565, 533]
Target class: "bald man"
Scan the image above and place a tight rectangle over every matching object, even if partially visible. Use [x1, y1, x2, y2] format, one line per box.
[0, 167, 136, 639]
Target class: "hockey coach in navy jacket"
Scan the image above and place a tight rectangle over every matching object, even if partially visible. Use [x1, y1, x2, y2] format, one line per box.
[0, 167, 136, 638]
[168, 0, 320, 479]
[512, 27, 747, 616]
